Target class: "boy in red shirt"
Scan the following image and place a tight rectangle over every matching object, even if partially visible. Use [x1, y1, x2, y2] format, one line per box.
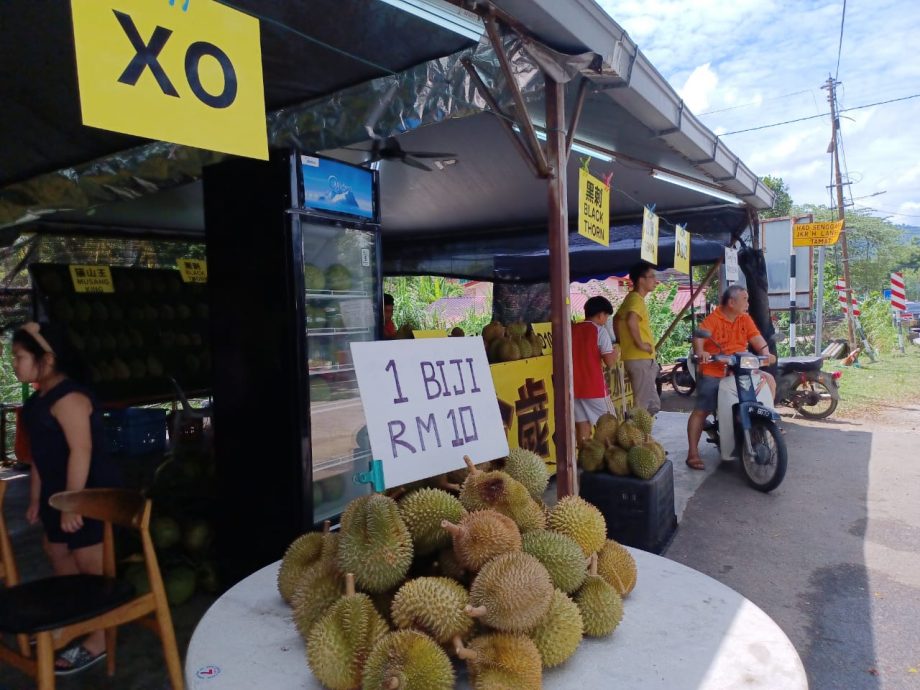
[572, 296, 620, 445]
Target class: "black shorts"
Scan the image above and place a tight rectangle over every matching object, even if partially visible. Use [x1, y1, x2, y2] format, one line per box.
[694, 375, 722, 412]
[39, 502, 104, 550]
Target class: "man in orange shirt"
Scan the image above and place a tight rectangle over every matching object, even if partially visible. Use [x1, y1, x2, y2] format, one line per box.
[685, 285, 776, 470]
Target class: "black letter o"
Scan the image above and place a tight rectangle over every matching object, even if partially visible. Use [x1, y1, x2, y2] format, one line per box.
[185, 41, 237, 108]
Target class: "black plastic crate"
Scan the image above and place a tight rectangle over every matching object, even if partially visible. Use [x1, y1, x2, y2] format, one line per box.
[579, 459, 677, 554]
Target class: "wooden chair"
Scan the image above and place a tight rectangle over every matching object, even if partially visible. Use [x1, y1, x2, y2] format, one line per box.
[0, 487, 184, 690]
[0, 480, 31, 659]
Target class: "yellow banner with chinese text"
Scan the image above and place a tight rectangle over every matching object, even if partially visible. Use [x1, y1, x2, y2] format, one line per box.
[69, 265, 114, 293]
[491, 355, 556, 470]
[178, 258, 208, 283]
[674, 224, 691, 274]
[577, 169, 610, 246]
[641, 207, 659, 264]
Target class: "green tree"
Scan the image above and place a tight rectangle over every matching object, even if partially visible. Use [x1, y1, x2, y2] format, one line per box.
[760, 176, 793, 218]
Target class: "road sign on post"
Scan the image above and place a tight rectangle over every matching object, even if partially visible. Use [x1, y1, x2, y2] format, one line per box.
[891, 272, 906, 352]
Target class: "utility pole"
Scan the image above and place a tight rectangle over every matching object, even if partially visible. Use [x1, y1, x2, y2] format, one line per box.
[823, 76, 857, 351]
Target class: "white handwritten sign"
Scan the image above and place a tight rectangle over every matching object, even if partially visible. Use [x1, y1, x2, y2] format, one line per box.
[350, 338, 509, 488]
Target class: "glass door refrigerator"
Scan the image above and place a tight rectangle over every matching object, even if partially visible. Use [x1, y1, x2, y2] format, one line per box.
[203, 151, 380, 585]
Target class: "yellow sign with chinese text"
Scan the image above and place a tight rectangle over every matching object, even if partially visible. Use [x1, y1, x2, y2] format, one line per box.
[178, 258, 208, 283]
[641, 207, 659, 264]
[69, 265, 114, 293]
[674, 224, 691, 274]
[531, 322, 553, 354]
[792, 220, 844, 247]
[578, 168, 610, 246]
[70, 0, 267, 159]
[491, 355, 556, 469]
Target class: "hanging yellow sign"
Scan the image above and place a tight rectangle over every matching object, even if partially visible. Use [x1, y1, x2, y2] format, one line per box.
[578, 168, 610, 246]
[674, 224, 691, 274]
[178, 258, 208, 283]
[69, 265, 114, 293]
[792, 220, 844, 247]
[641, 207, 659, 264]
[412, 330, 448, 339]
[531, 322, 553, 354]
[70, 0, 268, 160]
[491, 356, 556, 469]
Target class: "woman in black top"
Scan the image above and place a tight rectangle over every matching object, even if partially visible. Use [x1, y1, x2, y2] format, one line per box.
[12, 321, 119, 674]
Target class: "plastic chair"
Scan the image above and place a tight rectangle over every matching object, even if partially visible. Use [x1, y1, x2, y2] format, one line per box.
[168, 377, 211, 450]
[0, 487, 184, 689]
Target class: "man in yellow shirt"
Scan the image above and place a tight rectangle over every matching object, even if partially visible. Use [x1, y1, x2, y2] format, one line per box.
[614, 261, 660, 415]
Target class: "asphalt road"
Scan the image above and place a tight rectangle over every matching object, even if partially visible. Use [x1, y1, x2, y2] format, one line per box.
[663, 400, 920, 689]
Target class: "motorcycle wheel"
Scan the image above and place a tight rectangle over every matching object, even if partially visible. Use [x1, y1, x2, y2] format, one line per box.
[741, 418, 787, 493]
[792, 380, 838, 420]
[671, 361, 696, 396]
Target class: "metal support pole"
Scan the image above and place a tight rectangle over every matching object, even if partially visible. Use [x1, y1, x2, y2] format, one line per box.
[545, 76, 575, 498]
[815, 246, 825, 355]
[789, 250, 797, 356]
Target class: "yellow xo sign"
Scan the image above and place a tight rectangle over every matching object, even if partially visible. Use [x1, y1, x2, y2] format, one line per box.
[70, 0, 267, 159]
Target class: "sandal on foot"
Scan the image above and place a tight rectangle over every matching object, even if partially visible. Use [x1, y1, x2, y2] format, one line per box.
[685, 457, 705, 471]
[54, 645, 106, 676]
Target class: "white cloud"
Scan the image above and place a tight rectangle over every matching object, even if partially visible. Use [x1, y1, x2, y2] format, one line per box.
[596, 0, 920, 222]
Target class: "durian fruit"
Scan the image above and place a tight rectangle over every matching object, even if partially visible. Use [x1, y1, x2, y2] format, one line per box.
[502, 448, 550, 501]
[391, 577, 474, 644]
[604, 446, 630, 476]
[516, 335, 533, 359]
[627, 406, 654, 436]
[481, 320, 505, 344]
[627, 445, 661, 480]
[546, 495, 607, 557]
[529, 589, 583, 668]
[644, 439, 667, 465]
[615, 419, 646, 449]
[441, 509, 521, 572]
[577, 439, 605, 472]
[575, 556, 624, 637]
[457, 633, 543, 690]
[521, 529, 586, 594]
[467, 552, 553, 633]
[338, 494, 414, 592]
[526, 330, 543, 357]
[434, 546, 468, 584]
[306, 574, 389, 690]
[458, 458, 545, 532]
[596, 540, 637, 597]
[398, 488, 465, 556]
[291, 532, 345, 637]
[498, 336, 521, 362]
[362, 630, 455, 690]
[277, 530, 325, 603]
[593, 412, 619, 446]
[450, 326, 465, 337]
[507, 321, 528, 338]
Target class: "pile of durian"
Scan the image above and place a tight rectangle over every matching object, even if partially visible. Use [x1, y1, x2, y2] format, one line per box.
[578, 407, 668, 480]
[482, 320, 544, 363]
[277, 448, 637, 689]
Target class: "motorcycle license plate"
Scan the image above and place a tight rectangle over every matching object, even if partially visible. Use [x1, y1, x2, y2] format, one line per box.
[751, 406, 773, 419]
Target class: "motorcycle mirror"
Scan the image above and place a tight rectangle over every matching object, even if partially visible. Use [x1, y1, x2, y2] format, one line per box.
[692, 328, 712, 339]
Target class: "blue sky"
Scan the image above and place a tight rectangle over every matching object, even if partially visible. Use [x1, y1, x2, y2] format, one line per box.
[598, 0, 920, 225]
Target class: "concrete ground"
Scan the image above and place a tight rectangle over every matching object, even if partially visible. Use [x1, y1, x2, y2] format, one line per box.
[1, 392, 918, 689]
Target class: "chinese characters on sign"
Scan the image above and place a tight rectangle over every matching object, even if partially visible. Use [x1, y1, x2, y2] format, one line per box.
[69, 265, 114, 293]
[674, 224, 690, 275]
[577, 168, 610, 246]
[492, 356, 556, 466]
[350, 339, 508, 488]
[792, 220, 844, 247]
[178, 258, 208, 283]
[641, 207, 659, 264]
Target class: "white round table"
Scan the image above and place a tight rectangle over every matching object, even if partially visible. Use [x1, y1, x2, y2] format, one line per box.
[185, 548, 807, 689]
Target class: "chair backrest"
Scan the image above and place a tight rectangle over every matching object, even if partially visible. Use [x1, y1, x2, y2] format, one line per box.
[49, 488, 150, 531]
[0, 480, 21, 586]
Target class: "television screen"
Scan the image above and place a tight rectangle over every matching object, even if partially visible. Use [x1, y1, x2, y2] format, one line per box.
[300, 154, 376, 221]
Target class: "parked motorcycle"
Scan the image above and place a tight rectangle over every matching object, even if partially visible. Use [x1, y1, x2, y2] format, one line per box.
[691, 329, 788, 492]
[774, 356, 842, 420]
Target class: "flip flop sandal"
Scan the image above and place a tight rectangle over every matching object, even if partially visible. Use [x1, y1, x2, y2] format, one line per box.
[54, 644, 106, 676]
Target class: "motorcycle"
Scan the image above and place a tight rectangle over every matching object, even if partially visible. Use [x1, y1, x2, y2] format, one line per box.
[774, 356, 841, 420]
[690, 329, 788, 492]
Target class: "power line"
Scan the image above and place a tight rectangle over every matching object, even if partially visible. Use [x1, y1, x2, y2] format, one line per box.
[719, 93, 920, 136]
[698, 89, 814, 116]
[834, 0, 847, 80]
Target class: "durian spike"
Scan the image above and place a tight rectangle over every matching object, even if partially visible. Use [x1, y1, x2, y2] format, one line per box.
[463, 455, 477, 473]
[588, 553, 598, 577]
[345, 573, 356, 596]
[453, 637, 477, 661]
[384, 677, 400, 690]
[322, 520, 331, 534]
[464, 604, 487, 618]
[440, 520, 463, 537]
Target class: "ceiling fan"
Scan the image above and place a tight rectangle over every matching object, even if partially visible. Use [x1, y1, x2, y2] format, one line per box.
[343, 83, 457, 172]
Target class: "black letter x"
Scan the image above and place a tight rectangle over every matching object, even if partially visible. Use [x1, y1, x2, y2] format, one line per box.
[114, 10, 179, 97]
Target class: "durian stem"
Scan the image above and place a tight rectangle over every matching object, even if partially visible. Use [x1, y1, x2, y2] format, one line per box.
[434, 475, 461, 493]
[387, 486, 407, 500]
[453, 637, 477, 661]
[322, 520, 331, 534]
[384, 676, 400, 689]
[463, 455, 477, 473]
[440, 520, 462, 537]
[345, 573, 356, 596]
[464, 604, 487, 618]
[588, 553, 598, 577]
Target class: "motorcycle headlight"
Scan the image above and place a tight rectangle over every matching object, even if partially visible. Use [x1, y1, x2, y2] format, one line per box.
[738, 354, 761, 369]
